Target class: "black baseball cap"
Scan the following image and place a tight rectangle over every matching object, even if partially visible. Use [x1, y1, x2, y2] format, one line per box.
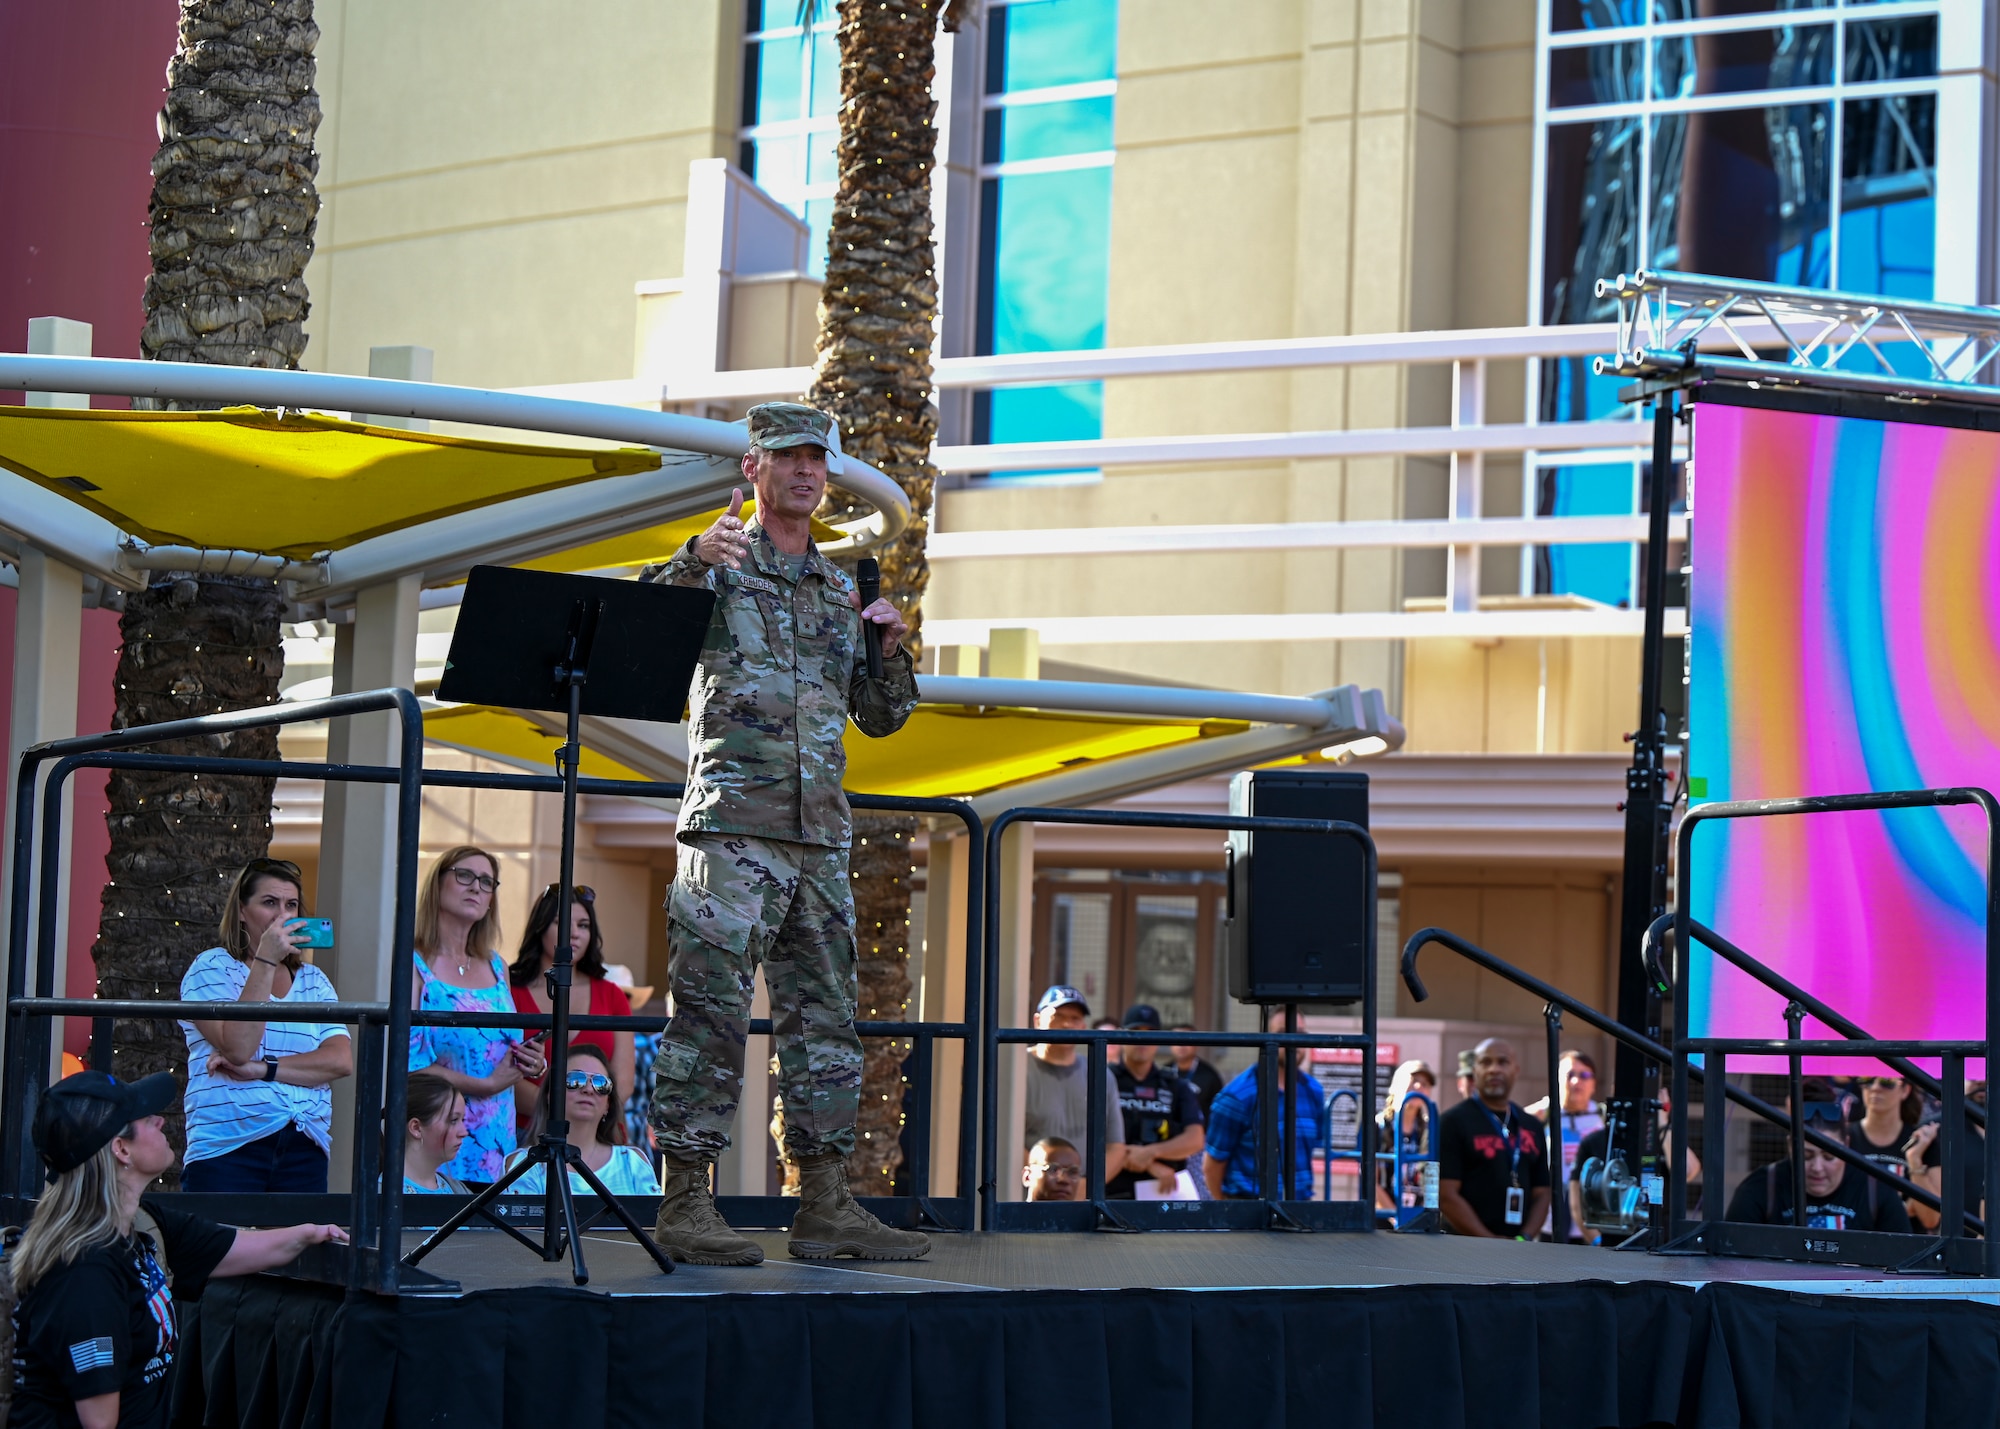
[1122, 1004, 1163, 1031]
[34, 1071, 177, 1175]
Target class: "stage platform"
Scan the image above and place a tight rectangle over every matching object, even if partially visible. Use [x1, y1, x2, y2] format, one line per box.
[184, 1229, 2000, 1429]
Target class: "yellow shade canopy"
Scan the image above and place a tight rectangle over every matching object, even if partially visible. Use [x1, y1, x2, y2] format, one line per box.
[423, 705, 646, 781]
[422, 703, 1249, 799]
[518, 502, 844, 576]
[0, 404, 661, 558]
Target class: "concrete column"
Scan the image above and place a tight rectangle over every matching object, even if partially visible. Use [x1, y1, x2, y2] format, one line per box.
[993, 823, 1034, 1201]
[5, 319, 91, 1073]
[319, 575, 421, 1186]
[714, 972, 771, 1197]
[985, 625, 1040, 1198]
[358, 346, 434, 431]
[919, 830, 971, 1196]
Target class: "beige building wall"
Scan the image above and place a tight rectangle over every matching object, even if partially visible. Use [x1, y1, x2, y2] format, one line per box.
[303, 0, 740, 389]
[927, 0, 1541, 711]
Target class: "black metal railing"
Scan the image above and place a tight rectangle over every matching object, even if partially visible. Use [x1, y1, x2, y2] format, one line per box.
[979, 806, 1378, 1231]
[2, 688, 986, 1293]
[1666, 788, 2000, 1277]
[1400, 926, 1978, 1258]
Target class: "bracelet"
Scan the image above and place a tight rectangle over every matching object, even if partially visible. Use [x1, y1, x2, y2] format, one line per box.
[253, 956, 282, 969]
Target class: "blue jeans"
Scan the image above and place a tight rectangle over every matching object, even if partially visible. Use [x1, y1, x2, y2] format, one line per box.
[182, 1122, 328, 1193]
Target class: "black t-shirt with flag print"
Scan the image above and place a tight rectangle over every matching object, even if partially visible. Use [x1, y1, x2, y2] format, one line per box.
[1438, 1096, 1550, 1236]
[11, 1199, 235, 1429]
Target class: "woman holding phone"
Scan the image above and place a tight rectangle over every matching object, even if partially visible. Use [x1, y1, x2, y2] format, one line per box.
[178, 857, 354, 1192]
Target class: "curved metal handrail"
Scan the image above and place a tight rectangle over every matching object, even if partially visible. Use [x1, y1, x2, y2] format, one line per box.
[1400, 927, 1977, 1233]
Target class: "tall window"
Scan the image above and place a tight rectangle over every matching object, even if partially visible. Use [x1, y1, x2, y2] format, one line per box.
[739, 0, 841, 269]
[1533, 0, 1943, 605]
[973, 0, 1118, 479]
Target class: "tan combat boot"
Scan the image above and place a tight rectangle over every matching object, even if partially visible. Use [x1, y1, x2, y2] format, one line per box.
[787, 1151, 932, 1261]
[652, 1155, 764, 1265]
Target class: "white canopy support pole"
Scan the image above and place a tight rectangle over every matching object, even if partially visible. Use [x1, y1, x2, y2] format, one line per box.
[320, 573, 420, 1188]
[5, 317, 92, 1076]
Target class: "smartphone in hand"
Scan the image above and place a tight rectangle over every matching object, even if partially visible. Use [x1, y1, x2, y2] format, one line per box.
[287, 918, 335, 950]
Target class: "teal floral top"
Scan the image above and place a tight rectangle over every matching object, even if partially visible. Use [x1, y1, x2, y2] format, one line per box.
[408, 953, 522, 1183]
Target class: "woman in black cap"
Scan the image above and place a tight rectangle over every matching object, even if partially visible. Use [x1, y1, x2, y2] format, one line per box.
[10, 1070, 345, 1429]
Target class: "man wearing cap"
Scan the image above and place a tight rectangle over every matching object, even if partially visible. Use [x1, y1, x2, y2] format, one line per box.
[1024, 986, 1126, 1190]
[1107, 1004, 1207, 1200]
[10, 1072, 344, 1429]
[640, 401, 925, 1265]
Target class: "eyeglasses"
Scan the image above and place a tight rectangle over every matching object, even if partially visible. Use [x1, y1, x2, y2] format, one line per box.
[541, 884, 595, 904]
[1030, 1161, 1081, 1178]
[448, 866, 499, 895]
[565, 1071, 612, 1094]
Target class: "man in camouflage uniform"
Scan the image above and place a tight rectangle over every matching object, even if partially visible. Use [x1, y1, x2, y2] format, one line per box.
[641, 401, 928, 1265]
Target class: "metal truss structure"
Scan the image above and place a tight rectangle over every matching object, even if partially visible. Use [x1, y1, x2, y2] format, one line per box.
[1596, 269, 2000, 407]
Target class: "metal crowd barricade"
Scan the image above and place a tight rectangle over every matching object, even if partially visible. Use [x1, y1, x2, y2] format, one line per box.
[1, 687, 987, 1294]
[1665, 788, 2000, 1277]
[1346, 1088, 1438, 1229]
[979, 805, 1379, 1231]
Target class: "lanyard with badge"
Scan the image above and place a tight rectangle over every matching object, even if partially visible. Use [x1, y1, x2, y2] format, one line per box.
[1480, 1102, 1525, 1226]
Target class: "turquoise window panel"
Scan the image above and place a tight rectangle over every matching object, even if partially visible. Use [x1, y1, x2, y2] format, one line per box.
[985, 96, 1115, 164]
[984, 167, 1112, 355]
[989, 0, 1118, 93]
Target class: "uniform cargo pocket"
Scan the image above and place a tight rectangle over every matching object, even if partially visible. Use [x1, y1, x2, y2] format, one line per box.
[667, 869, 762, 958]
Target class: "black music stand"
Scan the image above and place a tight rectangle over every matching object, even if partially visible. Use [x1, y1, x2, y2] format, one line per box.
[404, 565, 714, 1285]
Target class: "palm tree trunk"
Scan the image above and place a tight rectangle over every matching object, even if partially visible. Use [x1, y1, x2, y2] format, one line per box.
[807, 0, 954, 1193]
[94, 0, 320, 1174]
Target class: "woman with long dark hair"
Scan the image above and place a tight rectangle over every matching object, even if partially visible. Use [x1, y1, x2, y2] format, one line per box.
[177, 857, 353, 1192]
[508, 883, 634, 1129]
[11, 1072, 341, 1429]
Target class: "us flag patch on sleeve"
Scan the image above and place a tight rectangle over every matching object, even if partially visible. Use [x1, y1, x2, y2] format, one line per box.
[68, 1337, 115, 1372]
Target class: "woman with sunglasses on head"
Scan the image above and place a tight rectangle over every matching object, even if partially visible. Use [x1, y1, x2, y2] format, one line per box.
[178, 858, 353, 1193]
[508, 883, 635, 1134]
[1850, 1072, 1923, 1179]
[407, 846, 546, 1186]
[503, 1043, 662, 1196]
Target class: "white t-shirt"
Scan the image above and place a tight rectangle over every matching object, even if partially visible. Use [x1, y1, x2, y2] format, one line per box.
[179, 948, 346, 1164]
[504, 1144, 662, 1197]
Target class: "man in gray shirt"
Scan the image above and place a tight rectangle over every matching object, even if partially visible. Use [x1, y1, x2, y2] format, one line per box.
[1024, 986, 1125, 1191]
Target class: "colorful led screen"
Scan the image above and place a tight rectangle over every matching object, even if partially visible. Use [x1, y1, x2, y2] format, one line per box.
[1687, 399, 1999, 1069]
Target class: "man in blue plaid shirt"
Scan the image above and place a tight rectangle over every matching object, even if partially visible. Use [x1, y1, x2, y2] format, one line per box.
[1203, 1011, 1329, 1199]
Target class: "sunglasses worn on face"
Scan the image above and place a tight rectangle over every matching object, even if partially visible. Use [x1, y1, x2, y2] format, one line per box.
[449, 866, 499, 895]
[565, 1071, 611, 1094]
[1861, 1078, 1904, 1091]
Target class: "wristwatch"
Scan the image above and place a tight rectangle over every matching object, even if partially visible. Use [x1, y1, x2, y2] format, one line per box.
[263, 1057, 280, 1082]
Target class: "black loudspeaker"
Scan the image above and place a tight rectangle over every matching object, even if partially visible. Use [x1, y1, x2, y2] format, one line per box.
[1226, 769, 1372, 1004]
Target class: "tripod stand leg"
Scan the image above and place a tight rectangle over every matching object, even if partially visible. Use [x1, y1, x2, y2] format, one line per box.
[551, 1159, 592, 1285]
[567, 1148, 677, 1276]
[405, 1147, 546, 1268]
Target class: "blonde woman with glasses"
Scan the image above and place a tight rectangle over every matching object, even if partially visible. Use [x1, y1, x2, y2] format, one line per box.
[406, 846, 546, 1185]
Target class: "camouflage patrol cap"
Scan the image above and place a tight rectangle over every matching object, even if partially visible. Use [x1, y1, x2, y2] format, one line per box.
[746, 401, 842, 457]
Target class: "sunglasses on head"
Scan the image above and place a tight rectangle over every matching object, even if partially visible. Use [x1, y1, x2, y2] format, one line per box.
[1801, 1101, 1845, 1124]
[447, 865, 499, 895]
[245, 856, 303, 878]
[541, 883, 595, 904]
[565, 1070, 611, 1094]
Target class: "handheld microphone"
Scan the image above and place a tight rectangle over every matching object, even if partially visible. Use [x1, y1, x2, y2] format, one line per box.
[856, 557, 885, 679]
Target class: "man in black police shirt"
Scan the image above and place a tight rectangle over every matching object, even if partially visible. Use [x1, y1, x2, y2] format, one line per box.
[1107, 1005, 1206, 1199]
[1438, 1037, 1551, 1237]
